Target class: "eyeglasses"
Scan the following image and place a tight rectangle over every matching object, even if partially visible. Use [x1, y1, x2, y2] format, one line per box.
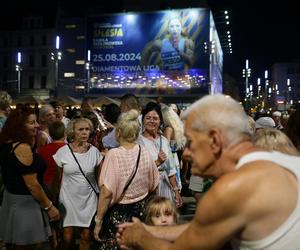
[145, 116, 160, 122]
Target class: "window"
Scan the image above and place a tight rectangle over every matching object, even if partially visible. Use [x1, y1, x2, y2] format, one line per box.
[64, 72, 75, 78]
[30, 36, 34, 46]
[41, 75, 47, 89]
[65, 24, 76, 29]
[29, 75, 34, 89]
[29, 55, 35, 67]
[66, 48, 76, 53]
[3, 55, 8, 68]
[41, 55, 47, 67]
[17, 36, 22, 46]
[287, 67, 295, 74]
[2, 74, 8, 89]
[75, 60, 85, 65]
[30, 19, 34, 29]
[76, 36, 85, 40]
[42, 35, 47, 45]
[3, 38, 8, 48]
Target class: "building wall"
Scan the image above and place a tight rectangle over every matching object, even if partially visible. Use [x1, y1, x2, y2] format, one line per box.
[272, 62, 300, 105]
[0, 16, 56, 99]
[57, 17, 87, 97]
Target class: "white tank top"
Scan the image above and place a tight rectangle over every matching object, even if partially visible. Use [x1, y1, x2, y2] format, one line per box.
[231, 151, 300, 250]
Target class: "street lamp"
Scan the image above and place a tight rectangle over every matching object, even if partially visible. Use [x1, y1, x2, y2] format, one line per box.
[264, 70, 269, 110]
[287, 78, 292, 106]
[86, 50, 91, 94]
[257, 78, 261, 98]
[250, 83, 254, 102]
[51, 36, 62, 96]
[15, 52, 22, 96]
[242, 60, 251, 98]
[242, 59, 251, 108]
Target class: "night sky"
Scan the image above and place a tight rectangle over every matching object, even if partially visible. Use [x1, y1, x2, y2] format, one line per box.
[1, 0, 299, 81]
[209, 0, 300, 80]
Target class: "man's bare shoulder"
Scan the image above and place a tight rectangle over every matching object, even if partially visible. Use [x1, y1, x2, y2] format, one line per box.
[193, 160, 298, 241]
[197, 160, 293, 215]
[196, 170, 256, 222]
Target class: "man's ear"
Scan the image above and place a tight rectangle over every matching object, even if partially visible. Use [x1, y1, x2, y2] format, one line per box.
[208, 128, 223, 155]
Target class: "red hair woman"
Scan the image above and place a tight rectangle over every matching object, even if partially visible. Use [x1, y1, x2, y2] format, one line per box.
[0, 107, 60, 250]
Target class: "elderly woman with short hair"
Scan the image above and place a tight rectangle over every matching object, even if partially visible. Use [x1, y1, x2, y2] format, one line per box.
[94, 109, 160, 249]
[53, 117, 102, 250]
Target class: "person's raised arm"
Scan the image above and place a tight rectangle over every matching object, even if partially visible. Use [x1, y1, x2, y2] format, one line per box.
[140, 40, 162, 66]
[180, 39, 195, 66]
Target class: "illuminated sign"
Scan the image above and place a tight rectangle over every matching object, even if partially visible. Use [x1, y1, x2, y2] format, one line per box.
[87, 9, 210, 75]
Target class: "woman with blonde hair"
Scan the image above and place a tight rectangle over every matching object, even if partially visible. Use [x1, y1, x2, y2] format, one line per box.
[94, 109, 160, 249]
[253, 128, 299, 155]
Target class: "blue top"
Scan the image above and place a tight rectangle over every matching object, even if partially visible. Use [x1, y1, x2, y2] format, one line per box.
[160, 38, 185, 70]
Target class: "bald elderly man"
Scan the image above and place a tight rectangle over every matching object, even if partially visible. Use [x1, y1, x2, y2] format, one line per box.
[117, 94, 300, 250]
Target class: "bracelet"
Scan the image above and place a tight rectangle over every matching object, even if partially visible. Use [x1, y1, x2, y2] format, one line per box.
[94, 215, 103, 224]
[173, 187, 180, 191]
[43, 201, 53, 211]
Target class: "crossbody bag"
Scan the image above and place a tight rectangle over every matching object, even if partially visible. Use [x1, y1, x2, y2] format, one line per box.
[67, 144, 141, 198]
[67, 144, 99, 195]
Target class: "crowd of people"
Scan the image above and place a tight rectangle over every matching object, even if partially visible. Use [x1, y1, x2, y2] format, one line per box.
[1, 90, 300, 250]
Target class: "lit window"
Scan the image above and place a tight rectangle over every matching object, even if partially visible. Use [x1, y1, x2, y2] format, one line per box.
[76, 60, 85, 65]
[65, 24, 76, 29]
[64, 72, 75, 78]
[66, 48, 76, 53]
[75, 85, 85, 89]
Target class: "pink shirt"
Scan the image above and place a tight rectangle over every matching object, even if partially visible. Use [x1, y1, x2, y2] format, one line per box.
[99, 144, 160, 205]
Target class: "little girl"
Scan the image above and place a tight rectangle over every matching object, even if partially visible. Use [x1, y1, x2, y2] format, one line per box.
[145, 196, 178, 226]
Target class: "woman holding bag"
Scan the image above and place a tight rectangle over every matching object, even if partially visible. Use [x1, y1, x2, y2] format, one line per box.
[53, 117, 102, 250]
[94, 109, 160, 250]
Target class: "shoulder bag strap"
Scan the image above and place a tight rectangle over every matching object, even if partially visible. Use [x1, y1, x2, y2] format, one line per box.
[122, 145, 141, 194]
[67, 144, 98, 195]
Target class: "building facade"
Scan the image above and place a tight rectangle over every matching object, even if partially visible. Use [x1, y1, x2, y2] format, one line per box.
[0, 16, 57, 99]
[272, 62, 300, 109]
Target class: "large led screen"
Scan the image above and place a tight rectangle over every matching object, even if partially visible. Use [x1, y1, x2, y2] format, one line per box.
[87, 9, 210, 76]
